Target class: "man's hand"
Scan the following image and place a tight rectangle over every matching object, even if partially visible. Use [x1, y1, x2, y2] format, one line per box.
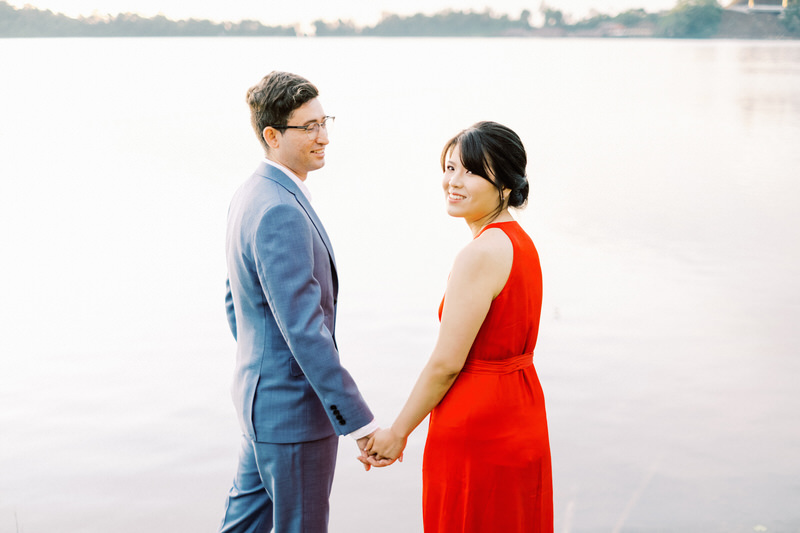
[356, 434, 373, 471]
[356, 431, 401, 470]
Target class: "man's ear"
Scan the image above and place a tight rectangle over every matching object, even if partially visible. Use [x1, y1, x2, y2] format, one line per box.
[263, 127, 280, 150]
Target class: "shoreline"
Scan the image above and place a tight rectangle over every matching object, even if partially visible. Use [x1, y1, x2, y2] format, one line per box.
[2, 2, 798, 40]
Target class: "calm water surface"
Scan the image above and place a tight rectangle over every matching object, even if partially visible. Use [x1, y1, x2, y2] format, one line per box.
[0, 37, 798, 532]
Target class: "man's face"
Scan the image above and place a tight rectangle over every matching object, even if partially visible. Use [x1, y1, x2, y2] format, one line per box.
[267, 97, 329, 180]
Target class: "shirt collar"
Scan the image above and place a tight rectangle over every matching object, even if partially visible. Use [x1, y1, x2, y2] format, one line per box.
[263, 158, 312, 202]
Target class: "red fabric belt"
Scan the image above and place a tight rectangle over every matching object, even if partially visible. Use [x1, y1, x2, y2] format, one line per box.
[460, 353, 533, 375]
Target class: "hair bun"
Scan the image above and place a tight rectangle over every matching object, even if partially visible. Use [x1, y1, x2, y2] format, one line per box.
[509, 181, 529, 208]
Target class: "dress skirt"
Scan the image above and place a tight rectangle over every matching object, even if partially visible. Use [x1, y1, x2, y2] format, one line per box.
[422, 354, 553, 533]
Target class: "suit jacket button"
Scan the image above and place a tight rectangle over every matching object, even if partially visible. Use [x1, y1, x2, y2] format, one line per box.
[339, 420, 346, 425]
[329, 405, 337, 411]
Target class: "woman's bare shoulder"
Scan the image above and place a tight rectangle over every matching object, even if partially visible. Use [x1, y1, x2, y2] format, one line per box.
[450, 227, 513, 295]
[462, 226, 512, 260]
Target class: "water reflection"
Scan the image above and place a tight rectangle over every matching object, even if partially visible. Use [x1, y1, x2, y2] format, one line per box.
[734, 44, 800, 124]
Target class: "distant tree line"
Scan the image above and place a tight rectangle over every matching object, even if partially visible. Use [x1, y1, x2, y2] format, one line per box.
[560, 8, 658, 31]
[315, 9, 534, 37]
[539, 0, 724, 37]
[315, 0, 798, 38]
[2, 0, 798, 38]
[657, 0, 724, 37]
[0, 1, 295, 37]
[784, 0, 800, 33]
[314, 2, 726, 38]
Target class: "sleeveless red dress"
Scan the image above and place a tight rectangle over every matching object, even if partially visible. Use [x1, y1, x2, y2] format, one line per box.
[422, 221, 553, 533]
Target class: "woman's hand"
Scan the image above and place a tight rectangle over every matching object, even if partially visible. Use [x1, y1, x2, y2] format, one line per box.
[365, 427, 407, 463]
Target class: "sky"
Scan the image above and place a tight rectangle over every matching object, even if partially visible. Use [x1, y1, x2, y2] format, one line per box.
[9, 0, 681, 27]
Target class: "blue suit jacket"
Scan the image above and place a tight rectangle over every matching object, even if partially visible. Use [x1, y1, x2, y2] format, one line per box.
[225, 162, 373, 443]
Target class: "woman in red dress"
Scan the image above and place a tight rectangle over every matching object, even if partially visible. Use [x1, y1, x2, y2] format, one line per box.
[364, 121, 553, 532]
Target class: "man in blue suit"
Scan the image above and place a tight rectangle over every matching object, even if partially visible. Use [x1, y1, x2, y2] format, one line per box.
[219, 71, 378, 532]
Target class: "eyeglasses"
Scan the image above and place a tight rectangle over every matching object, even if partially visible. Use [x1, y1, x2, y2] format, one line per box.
[270, 116, 335, 139]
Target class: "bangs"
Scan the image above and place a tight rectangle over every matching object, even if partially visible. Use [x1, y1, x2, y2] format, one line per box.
[458, 130, 493, 181]
[440, 128, 494, 183]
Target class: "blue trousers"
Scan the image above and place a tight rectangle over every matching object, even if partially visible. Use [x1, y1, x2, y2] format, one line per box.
[218, 433, 338, 533]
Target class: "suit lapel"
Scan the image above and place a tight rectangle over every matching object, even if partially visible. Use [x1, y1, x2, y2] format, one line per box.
[255, 162, 338, 274]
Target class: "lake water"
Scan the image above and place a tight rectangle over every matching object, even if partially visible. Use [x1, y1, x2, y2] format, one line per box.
[0, 37, 799, 532]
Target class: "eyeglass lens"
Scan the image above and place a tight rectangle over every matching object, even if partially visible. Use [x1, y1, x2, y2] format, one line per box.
[306, 117, 334, 138]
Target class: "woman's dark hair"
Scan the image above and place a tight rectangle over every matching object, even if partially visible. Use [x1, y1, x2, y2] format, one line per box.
[440, 121, 529, 217]
[246, 71, 319, 154]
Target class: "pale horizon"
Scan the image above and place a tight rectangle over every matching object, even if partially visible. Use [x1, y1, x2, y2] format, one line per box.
[6, 0, 681, 28]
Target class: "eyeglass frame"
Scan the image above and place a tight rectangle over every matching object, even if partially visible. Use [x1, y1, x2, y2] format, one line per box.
[267, 116, 335, 138]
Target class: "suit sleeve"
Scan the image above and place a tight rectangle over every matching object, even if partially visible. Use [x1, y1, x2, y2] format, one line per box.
[253, 203, 373, 435]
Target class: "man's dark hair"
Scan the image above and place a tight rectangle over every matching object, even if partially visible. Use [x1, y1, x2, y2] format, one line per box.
[246, 71, 319, 154]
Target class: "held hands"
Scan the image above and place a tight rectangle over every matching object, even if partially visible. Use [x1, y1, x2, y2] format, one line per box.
[355, 434, 382, 471]
[356, 427, 406, 470]
[367, 427, 407, 461]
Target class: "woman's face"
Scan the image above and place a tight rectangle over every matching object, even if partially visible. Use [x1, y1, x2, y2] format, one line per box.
[442, 144, 501, 227]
